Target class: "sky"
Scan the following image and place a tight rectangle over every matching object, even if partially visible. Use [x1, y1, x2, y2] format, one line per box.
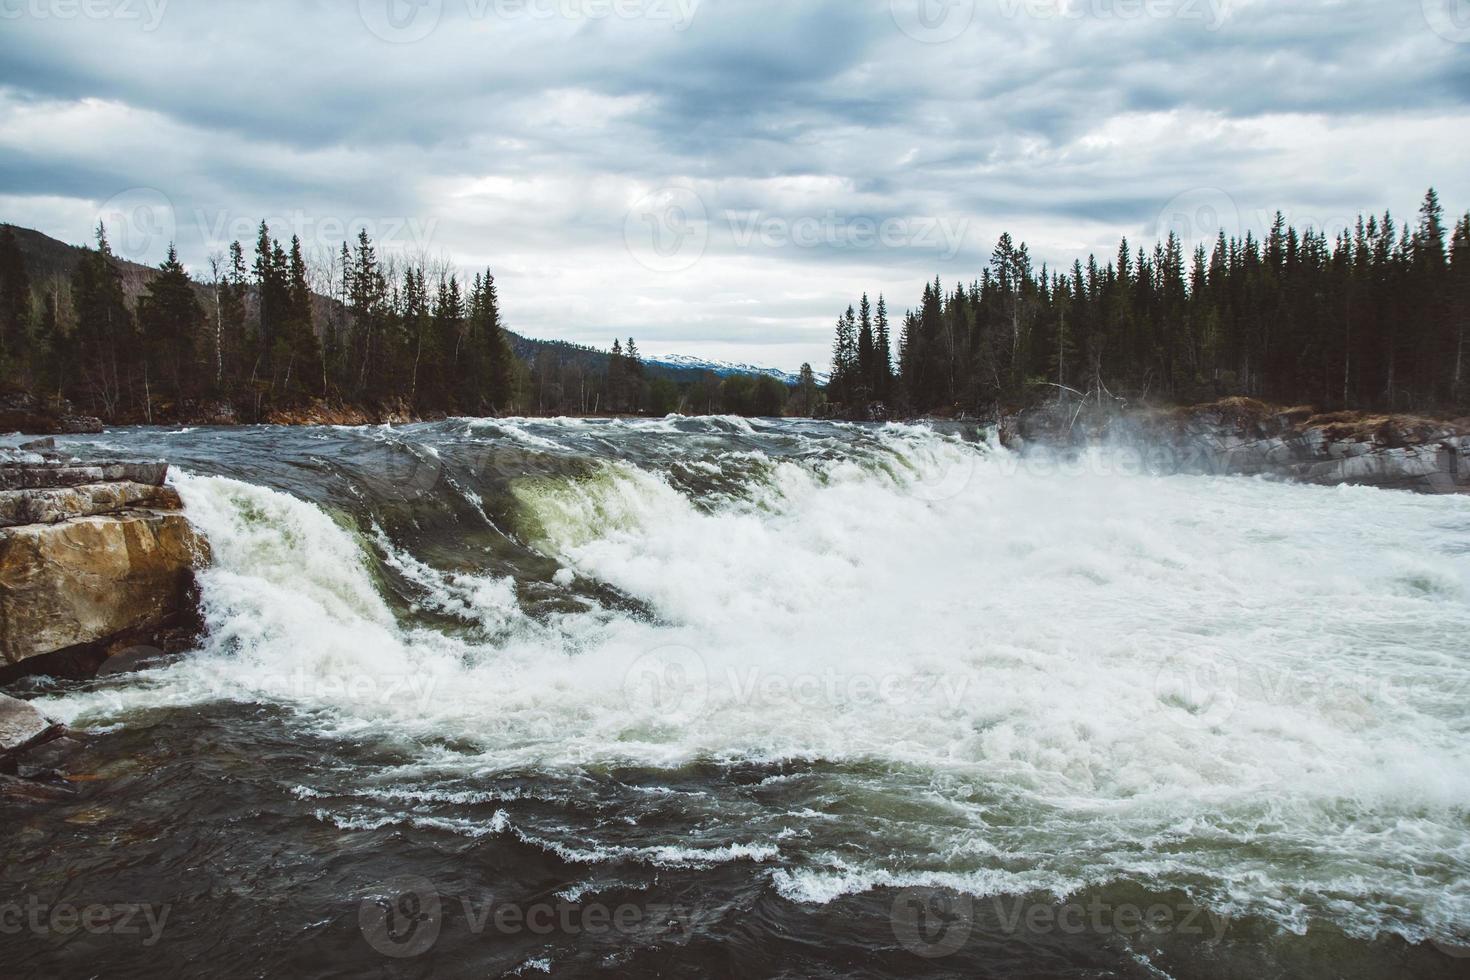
[1, 0, 1468, 372]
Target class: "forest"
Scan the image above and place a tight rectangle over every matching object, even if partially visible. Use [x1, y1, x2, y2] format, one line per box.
[0, 188, 1464, 427]
[0, 221, 806, 424]
[829, 189, 1470, 418]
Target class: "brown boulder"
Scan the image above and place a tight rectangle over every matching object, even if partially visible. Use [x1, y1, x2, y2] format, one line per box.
[0, 512, 210, 667]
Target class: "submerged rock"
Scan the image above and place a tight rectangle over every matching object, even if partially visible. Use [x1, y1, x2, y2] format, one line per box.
[0, 693, 63, 769]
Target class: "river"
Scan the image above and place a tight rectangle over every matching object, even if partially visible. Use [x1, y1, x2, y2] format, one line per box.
[3, 417, 1468, 978]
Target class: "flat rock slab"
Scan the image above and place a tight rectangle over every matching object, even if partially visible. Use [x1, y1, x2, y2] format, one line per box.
[0, 692, 60, 757]
[0, 482, 183, 527]
[0, 461, 168, 490]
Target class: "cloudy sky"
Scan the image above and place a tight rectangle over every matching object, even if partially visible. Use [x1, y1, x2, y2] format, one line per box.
[2, 0, 1467, 370]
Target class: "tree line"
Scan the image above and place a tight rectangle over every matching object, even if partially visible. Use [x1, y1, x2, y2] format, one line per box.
[829, 188, 1470, 417]
[0, 221, 524, 422]
[0, 221, 803, 422]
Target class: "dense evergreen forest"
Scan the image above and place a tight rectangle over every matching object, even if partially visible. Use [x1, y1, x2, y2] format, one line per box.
[1, 188, 1463, 428]
[830, 189, 1470, 418]
[0, 222, 804, 424]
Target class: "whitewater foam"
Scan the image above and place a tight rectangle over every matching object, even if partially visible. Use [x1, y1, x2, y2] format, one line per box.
[35, 421, 1470, 948]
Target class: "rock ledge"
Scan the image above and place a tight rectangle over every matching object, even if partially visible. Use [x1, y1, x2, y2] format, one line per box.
[0, 441, 209, 679]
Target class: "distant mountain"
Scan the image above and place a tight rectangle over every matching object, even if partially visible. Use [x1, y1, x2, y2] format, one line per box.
[647, 354, 827, 387]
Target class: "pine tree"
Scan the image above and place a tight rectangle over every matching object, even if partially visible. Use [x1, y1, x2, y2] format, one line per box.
[625, 337, 644, 413]
[482, 272, 514, 413]
[856, 293, 875, 405]
[138, 243, 203, 410]
[348, 229, 385, 399]
[428, 274, 463, 411]
[608, 338, 625, 413]
[253, 222, 283, 382]
[874, 294, 893, 402]
[829, 306, 857, 411]
[402, 266, 430, 408]
[0, 225, 32, 367]
[795, 362, 818, 416]
[281, 235, 322, 399]
[1450, 213, 1470, 402]
[71, 223, 133, 418]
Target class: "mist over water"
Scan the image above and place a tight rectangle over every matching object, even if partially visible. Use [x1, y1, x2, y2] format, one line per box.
[8, 418, 1470, 977]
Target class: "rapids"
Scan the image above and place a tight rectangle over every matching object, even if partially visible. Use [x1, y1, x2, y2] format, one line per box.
[3, 417, 1468, 978]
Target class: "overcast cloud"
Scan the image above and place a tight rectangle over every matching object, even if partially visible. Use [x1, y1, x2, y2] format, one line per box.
[1, 0, 1467, 369]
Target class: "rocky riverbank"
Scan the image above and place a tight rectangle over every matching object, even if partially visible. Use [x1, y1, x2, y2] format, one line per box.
[0, 440, 209, 682]
[1002, 397, 1470, 494]
[0, 439, 209, 794]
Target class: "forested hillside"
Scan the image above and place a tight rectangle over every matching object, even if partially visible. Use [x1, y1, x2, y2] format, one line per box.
[0, 223, 804, 424]
[829, 189, 1470, 418]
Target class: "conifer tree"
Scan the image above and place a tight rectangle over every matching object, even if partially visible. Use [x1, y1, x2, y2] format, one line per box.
[874, 294, 893, 402]
[856, 293, 875, 405]
[281, 235, 322, 399]
[71, 224, 133, 417]
[138, 243, 203, 409]
[608, 338, 625, 412]
[0, 225, 31, 366]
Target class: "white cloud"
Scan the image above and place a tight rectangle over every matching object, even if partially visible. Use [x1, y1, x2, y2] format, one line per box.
[0, 0, 1466, 371]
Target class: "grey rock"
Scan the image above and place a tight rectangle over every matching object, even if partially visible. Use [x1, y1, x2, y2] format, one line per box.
[0, 461, 168, 490]
[0, 693, 61, 761]
[0, 482, 183, 527]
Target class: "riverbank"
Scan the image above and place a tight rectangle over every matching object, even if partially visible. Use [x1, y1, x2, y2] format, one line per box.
[999, 397, 1470, 494]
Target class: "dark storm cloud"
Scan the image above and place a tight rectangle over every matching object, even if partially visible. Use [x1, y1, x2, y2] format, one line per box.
[0, 0, 1466, 369]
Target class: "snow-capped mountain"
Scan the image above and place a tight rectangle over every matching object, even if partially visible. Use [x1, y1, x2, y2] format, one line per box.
[647, 354, 829, 386]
